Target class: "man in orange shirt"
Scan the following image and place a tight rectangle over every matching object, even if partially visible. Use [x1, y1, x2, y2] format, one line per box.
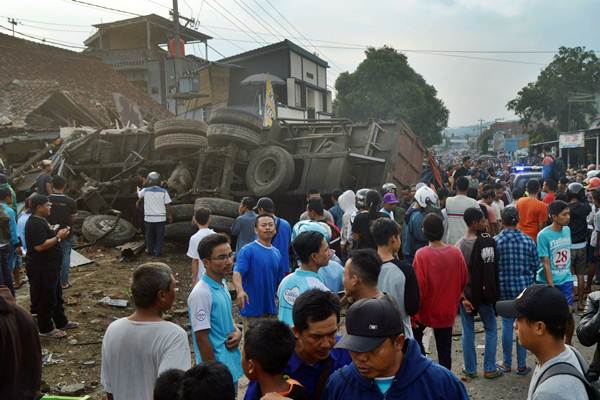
[516, 179, 548, 242]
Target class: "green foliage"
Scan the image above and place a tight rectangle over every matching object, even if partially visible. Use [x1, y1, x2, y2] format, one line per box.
[333, 46, 449, 145]
[507, 47, 600, 132]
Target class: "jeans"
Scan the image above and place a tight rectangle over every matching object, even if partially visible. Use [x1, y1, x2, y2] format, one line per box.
[0, 246, 13, 296]
[145, 221, 166, 256]
[460, 303, 498, 374]
[501, 317, 527, 369]
[59, 236, 74, 285]
[29, 265, 68, 333]
[413, 322, 453, 370]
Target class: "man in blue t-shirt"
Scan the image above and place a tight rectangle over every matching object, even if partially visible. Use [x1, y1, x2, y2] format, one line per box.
[255, 197, 291, 279]
[536, 199, 575, 345]
[233, 213, 282, 329]
[278, 231, 329, 326]
[187, 233, 243, 385]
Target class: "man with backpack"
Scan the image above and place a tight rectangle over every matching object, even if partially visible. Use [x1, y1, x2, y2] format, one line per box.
[497, 285, 594, 400]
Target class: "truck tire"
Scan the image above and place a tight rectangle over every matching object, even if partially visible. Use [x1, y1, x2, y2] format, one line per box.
[245, 146, 295, 196]
[154, 118, 207, 136]
[208, 108, 263, 132]
[82, 215, 136, 247]
[194, 198, 239, 218]
[170, 204, 194, 222]
[206, 123, 261, 148]
[164, 215, 234, 239]
[154, 133, 208, 151]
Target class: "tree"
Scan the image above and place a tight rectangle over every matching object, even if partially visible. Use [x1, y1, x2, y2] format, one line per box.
[507, 46, 600, 132]
[333, 46, 449, 145]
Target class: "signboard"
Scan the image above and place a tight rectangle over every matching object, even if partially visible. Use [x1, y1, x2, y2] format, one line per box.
[505, 138, 518, 152]
[263, 79, 276, 128]
[559, 131, 585, 149]
[493, 132, 505, 152]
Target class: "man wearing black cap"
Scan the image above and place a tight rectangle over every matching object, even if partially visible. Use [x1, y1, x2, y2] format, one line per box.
[254, 197, 292, 279]
[324, 296, 468, 399]
[494, 206, 539, 375]
[497, 285, 589, 400]
[25, 194, 78, 338]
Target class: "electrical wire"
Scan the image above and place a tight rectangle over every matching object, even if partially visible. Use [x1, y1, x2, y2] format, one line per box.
[0, 15, 90, 28]
[203, 0, 266, 45]
[19, 22, 91, 33]
[205, 0, 267, 44]
[145, 0, 170, 10]
[0, 24, 85, 48]
[232, 0, 283, 41]
[68, 0, 141, 17]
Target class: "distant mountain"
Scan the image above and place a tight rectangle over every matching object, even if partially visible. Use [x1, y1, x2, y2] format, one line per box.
[445, 122, 493, 138]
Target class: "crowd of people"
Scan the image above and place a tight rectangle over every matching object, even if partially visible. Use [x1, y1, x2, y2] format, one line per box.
[5, 152, 600, 400]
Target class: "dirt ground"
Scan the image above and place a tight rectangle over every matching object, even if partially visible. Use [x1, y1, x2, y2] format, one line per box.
[14, 238, 598, 399]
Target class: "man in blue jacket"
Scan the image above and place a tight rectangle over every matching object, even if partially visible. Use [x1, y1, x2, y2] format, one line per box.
[324, 296, 468, 400]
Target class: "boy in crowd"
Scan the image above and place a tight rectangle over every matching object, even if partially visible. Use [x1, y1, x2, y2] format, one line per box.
[457, 208, 501, 379]
[180, 362, 236, 400]
[278, 231, 329, 326]
[413, 214, 468, 370]
[186, 208, 215, 286]
[536, 200, 575, 345]
[497, 285, 588, 400]
[231, 197, 257, 252]
[153, 369, 184, 400]
[187, 234, 243, 387]
[244, 289, 351, 400]
[342, 249, 382, 303]
[372, 217, 419, 339]
[324, 296, 468, 399]
[242, 320, 308, 400]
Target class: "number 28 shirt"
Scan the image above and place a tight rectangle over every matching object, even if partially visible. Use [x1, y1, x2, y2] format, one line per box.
[536, 225, 572, 286]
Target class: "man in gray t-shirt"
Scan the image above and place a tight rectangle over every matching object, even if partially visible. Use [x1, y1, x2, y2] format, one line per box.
[497, 285, 588, 400]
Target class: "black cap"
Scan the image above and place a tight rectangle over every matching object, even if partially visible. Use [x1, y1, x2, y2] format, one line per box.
[254, 197, 274, 213]
[335, 296, 404, 353]
[496, 284, 570, 326]
[501, 206, 519, 225]
[30, 194, 49, 209]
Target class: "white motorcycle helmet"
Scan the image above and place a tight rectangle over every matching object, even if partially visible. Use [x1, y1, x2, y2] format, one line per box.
[414, 186, 438, 208]
[382, 183, 397, 194]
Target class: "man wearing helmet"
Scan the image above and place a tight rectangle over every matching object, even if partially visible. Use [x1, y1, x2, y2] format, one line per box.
[402, 186, 438, 264]
[566, 182, 592, 312]
[138, 172, 173, 257]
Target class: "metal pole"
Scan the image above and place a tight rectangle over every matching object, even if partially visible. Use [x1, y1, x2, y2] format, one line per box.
[172, 0, 181, 114]
[596, 136, 599, 168]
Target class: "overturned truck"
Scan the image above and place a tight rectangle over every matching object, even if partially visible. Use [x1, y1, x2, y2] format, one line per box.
[9, 109, 425, 245]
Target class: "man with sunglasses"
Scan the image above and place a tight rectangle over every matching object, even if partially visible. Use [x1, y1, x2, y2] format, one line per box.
[187, 233, 243, 388]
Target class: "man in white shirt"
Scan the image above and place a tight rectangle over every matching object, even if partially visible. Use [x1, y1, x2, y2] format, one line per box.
[497, 285, 589, 400]
[444, 176, 479, 245]
[101, 263, 191, 400]
[187, 208, 215, 286]
[138, 172, 172, 257]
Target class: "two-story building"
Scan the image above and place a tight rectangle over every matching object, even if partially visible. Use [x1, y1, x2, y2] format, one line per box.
[179, 39, 333, 121]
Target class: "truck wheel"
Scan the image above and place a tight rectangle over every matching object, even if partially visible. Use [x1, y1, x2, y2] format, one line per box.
[194, 198, 240, 218]
[154, 133, 208, 151]
[72, 210, 92, 234]
[170, 204, 195, 222]
[208, 108, 263, 132]
[245, 146, 294, 196]
[154, 118, 207, 136]
[209, 215, 235, 233]
[82, 215, 136, 247]
[207, 123, 261, 148]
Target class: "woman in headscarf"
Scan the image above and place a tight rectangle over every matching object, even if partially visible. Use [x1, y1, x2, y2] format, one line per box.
[338, 190, 357, 259]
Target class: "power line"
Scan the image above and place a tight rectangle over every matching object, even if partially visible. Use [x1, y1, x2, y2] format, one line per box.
[0, 15, 90, 28]
[0, 24, 85, 48]
[251, 0, 299, 45]
[203, 0, 266, 45]
[232, 0, 283, 41]
[200, 25, 247, 52]
[19, 22, 91, 33]
[207, 43, 226, 58]
[205, 0, 267, 44]
[68, 0, 141, 16]
[145, 0, 170, 10]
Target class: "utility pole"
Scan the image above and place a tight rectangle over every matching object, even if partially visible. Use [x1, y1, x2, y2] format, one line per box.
[7, 18, 17, 36]
[172, 0, 181, 113]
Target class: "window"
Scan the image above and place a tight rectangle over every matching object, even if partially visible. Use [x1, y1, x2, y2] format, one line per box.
[295, 83, 302, 107]
[306, 72, 314, 80]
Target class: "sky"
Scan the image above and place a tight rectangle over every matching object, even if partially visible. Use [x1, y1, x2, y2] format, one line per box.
[1, 0, 599, 127]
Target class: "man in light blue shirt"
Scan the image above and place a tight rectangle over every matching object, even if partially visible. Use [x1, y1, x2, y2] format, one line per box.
[187, 233, 243, 385]
[278, 231, 330, 326]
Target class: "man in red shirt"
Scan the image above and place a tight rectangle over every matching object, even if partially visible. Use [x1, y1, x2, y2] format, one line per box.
[542, 179, 557, 205]
[516, 179, 548, 242]
[412, 213, 468, 371]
